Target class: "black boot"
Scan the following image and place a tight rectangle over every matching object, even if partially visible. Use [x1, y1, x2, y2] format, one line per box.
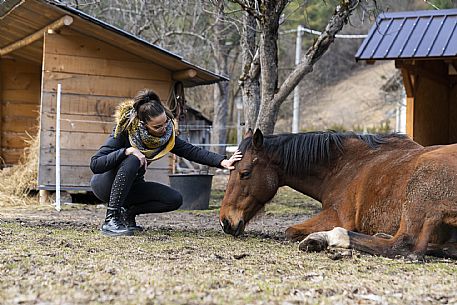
[121, 207, 144, 232]
[101, 207, 134, 236]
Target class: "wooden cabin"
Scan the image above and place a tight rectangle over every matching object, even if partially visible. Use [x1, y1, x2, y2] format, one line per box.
[0, 0, 228, 191]
[356, 9, 457, 146]
[178, 105, 213, 146]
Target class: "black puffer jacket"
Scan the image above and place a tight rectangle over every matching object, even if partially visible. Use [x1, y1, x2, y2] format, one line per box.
[90, 130, 225, 174]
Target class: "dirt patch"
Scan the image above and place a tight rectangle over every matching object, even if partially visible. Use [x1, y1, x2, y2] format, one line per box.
[1, 184, 457, 305]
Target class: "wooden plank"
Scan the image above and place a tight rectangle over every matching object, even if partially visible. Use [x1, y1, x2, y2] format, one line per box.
[41, 92, 124, 117]
[0, 59, 3, 162]
[38, 165, 170, 188]
[9, 47, 43, 64]
[3, 102, 40, 117]
[42, 71, 171, 99]
[0, 55, 42, 72]
[41, 147, 172, 172]
[40, 130, 107, 150]
[0, 15, 73, 56]
[1, 149, 23, 165]
[41, 92, 173, 117]
[401, 68, 414, 98]
[71, 19, 183, 70]
[0, 58, 41, 91]
[44, 53, 171, 81]
[41, 147, 174, 166]
[1, 70, 40, 90]
[448, 85, 457, 143]
[3, 89, 42, 103]
[0, 56, 41, 164]
[42, 112, 115, 133]
[2, 116, 38, 133]
[26, 0, 68, 22]
[6, 2, 61, 30]
[44, 28, 144, 62]
[0, 14, 41, 38]
[40, 148, 96, 166]
[38, 165, 93, 188]
[406, 96, 414, 138]
[2, 132, 31, 149]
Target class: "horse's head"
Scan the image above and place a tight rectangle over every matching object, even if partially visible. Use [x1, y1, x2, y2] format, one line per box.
[220, 129, 280, 236]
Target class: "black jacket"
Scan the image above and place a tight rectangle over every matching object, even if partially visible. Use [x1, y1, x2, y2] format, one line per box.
[90, 130, 225, 174]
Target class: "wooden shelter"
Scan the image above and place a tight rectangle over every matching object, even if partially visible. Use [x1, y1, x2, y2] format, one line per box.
[356, 8, 457, 146]
[0, 0, 228, 191]
[178, 105, 213, 146]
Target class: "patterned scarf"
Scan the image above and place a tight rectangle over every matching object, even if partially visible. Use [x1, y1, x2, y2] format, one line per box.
[114, 100, 175, 161]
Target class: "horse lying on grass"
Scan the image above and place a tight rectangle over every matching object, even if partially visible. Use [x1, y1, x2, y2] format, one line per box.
[219, 129, 457, 259]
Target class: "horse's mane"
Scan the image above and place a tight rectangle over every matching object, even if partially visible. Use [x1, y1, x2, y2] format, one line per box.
[238, 131, 409, 176]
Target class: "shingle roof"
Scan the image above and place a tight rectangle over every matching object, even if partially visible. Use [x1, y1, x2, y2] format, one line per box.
[355, 9, 457, 60]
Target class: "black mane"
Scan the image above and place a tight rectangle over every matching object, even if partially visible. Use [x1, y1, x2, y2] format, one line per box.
[238, 131, 408, 176]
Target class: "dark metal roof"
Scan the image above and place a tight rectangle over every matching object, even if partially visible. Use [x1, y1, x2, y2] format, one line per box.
[355, 9, 457, 61]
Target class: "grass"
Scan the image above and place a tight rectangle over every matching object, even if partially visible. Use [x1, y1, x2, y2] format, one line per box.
[1, 186, 457, 304]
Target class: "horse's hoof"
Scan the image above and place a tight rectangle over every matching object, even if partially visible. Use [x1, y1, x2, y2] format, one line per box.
[285, 227, 306, 242]
[299, 233, 328, 252]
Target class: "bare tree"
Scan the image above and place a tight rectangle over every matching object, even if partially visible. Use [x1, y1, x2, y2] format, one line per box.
[234, 0, 361, 134]
[209, 0, 237, 154]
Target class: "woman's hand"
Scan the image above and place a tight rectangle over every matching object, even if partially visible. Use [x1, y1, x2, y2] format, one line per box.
[125, 147, 147, 170]
[220, 150, 243, 170]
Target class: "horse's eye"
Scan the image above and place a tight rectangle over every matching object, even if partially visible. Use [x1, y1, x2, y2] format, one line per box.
[240, 171, 251, 180]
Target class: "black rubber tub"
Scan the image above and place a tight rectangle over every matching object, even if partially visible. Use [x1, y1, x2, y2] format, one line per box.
[169, 174, 213, 210]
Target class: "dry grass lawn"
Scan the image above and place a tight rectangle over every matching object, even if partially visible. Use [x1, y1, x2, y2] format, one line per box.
[1, 184, 457, 305]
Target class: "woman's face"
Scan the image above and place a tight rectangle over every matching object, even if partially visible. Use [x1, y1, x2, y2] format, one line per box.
[145, 112, 169, 137]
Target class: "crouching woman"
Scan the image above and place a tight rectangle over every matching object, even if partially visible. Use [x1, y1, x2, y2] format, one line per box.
[90, 89, 241, 236]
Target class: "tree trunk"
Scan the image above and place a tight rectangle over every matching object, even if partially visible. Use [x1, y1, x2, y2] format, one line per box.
[255, 1, 284, 135]
[239, 7, 260, 131]
[212, 81, 229, 154]
[238, 0, 359, 135]
[211, 0, 230, 154]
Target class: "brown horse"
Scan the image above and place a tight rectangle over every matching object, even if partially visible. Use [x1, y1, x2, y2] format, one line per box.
[220, 129, 457, 259]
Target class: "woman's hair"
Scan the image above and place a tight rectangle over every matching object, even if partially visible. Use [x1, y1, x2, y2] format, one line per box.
[132, 89, 173, 122]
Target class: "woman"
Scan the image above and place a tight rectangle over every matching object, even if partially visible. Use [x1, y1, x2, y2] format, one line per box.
[90, 89, 241, 236]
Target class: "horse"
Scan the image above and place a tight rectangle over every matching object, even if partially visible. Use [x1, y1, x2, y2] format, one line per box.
[219, 129, 457, 259]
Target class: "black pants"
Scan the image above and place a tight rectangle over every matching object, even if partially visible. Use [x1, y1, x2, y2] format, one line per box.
[90, 155, 183, 215]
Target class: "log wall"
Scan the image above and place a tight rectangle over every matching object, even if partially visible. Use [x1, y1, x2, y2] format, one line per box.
[0, 56, 41, 165]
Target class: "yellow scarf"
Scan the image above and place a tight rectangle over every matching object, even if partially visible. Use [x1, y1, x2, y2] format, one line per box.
[113, 99, 175, 161]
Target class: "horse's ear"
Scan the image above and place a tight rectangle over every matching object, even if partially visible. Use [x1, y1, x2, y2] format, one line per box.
[253, 129, 263, 149]
[244, 128, 253, 139]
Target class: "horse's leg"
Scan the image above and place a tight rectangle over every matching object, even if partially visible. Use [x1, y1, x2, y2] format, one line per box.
[426, 243, 457, 259]
[298, 205, 445, 259]
[298, 227, 415, 257]
[285, 209, 343, 242]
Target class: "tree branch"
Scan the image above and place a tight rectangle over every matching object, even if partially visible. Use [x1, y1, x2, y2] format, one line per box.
[272, 0, 359, 107]
[229, 0, 262, 19]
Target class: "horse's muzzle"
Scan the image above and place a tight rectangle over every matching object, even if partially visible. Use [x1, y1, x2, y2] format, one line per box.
[220, 218, 245, 237]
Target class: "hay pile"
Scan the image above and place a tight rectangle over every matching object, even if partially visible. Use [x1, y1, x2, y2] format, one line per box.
[0, 135, 39, 207]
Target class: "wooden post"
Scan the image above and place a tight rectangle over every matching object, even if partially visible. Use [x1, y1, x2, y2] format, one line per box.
[0, 58, 2, 164]
[0, 15, 73, 56]
[55, 83, 62, 211]
[406, 96, 414, 138]
[399, 66, 415, 138]
[39, 190, 50, 205]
